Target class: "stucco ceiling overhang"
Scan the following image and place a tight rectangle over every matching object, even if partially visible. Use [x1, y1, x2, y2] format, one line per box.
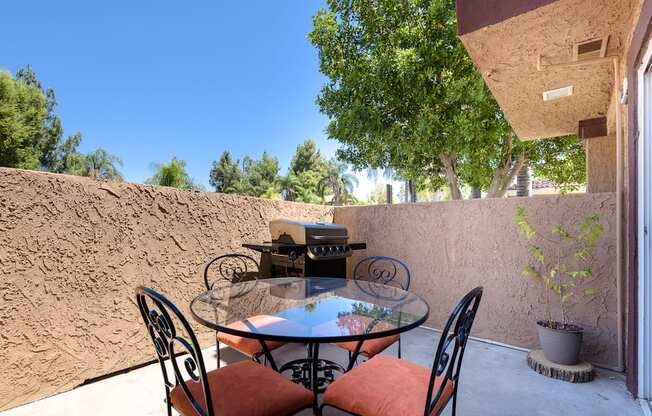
[458, 0, 638, 140]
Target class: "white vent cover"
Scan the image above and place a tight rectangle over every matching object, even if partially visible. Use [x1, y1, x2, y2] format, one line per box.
[542, 86, 573, 102]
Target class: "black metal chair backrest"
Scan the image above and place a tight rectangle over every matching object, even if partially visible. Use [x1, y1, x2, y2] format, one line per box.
[424, 286, 483, 416]
[352, 255, 411, 290]
[203, 253, 260, 290]
[135, 286, 214, 416]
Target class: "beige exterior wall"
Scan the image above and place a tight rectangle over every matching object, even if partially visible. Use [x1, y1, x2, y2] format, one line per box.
[0, 167, 621, 409]
[585, 135, 617, 193]
[0, 168, 333, 411]
[334, 193, 619, 368]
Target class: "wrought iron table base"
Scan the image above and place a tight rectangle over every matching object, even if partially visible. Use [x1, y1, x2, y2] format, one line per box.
[279, 344, 346, 394]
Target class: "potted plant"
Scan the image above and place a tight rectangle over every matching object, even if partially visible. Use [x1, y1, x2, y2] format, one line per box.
[514, 207, 604, 365]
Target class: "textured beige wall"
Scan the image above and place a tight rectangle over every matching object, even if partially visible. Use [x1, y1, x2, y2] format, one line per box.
[585, 135, 617, 193]
[0, 168, 332, 411]
[334, 193, 618, 367]
[459, 0, 638, 139]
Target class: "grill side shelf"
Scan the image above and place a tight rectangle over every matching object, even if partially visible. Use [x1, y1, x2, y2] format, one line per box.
[349, 242, 367, 251]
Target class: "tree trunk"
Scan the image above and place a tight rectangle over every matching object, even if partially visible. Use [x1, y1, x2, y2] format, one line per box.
[470, 186, 481, 199]
[439, 153, 463, 200]
[386, 184, 393, 204]
[406, 179, 417, 203]
[486, 152, 526, 198]
[486, 132, 527, 198]
[404, 180, 409, 203]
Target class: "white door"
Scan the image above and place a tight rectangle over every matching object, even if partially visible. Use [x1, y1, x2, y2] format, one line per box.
[638, 42, 652, 401]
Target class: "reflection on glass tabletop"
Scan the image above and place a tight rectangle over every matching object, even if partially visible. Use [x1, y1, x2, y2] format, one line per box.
[189, 277, 430, 343]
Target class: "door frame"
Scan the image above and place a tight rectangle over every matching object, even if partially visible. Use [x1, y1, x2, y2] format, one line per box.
[638, 38, 652, 403]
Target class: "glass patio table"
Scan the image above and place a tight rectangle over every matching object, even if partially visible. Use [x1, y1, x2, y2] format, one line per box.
[190, 277, 430, 398]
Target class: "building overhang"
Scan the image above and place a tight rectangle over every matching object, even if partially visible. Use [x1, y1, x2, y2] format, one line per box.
[456, 0, 558, 36]
[456, 0, 639, 139]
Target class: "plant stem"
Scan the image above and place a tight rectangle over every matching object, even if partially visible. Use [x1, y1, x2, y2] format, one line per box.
[546, 277, 552, 325]
[558, 238, 566, 326]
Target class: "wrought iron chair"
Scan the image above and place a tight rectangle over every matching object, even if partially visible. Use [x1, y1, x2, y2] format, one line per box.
[135, 286, 313, 416]
[321, 286, 483, 416]
[335, 256, 411, 367]
[203, 253, 286, 368]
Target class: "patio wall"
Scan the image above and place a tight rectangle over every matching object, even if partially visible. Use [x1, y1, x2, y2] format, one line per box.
[334, 192, 619, 368]
[0, 168, 333, 411]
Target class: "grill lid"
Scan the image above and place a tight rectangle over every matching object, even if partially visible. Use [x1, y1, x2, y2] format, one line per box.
[270, 219, 348, 245]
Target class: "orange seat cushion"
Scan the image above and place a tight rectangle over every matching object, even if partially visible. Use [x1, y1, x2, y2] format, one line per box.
[335, 334, 400, 357]
[170, 360, 313, 416]
[323, 355, 455, 416]
[217, 315, 286, 357]
[334, 314, 400, 357]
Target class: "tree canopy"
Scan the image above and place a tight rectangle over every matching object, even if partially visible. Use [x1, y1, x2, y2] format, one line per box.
[309, 0, 585, 199]
[0, 70, 48, 169]
[0, 66, 123, 180]
[289, 139, 326, 175]
[208, 140, 359, 204]
[147, 157, 203, 190]
[209, 150, 280, 197]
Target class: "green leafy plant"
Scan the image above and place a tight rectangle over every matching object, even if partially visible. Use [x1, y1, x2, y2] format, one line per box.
[514, 207, 604, 328]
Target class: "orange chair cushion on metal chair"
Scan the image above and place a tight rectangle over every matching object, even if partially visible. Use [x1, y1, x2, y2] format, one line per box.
[334, 334, 400, 357]
[170, 360, 313, 416]
[334, 314, 400, 357]
[217, 315, 287, 357]
[322, 355, 455, 416]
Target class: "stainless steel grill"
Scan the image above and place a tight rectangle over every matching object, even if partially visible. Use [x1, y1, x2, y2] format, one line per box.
[243, 219, 366, 278]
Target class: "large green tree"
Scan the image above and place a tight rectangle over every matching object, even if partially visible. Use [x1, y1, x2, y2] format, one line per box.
[289, 139, 327, 175]
[1, 66, 123, 180]
[310, 0, 585, 199]
[280, 140, 329, 203]
[209, 150, 280, 197]
[14, 65, 69, 172]
[0, 70, 48, 169]
[209, 151, 243, 193]
[243, 151, 280, 196]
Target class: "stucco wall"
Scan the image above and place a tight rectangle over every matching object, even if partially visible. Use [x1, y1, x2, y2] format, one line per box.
[0, 168, 332, 411]
[334, 193, 619, 368]
[585, 135, 617, 193]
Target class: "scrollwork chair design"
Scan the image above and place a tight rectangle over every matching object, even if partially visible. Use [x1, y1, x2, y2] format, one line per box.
[353, 255, 411, 290]
[203, 253, 286, 368]
[321, 286, 484, 416]
[135, 286, 313, 416]
[203, 253, 260, 289]
[335, 255, 411, 367]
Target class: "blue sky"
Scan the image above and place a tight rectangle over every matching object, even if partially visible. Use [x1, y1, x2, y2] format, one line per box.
[0, 1, 395, 196]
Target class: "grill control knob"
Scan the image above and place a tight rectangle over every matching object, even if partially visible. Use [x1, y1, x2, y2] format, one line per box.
[337, 245, 344, 252]
[315, 246, 323, 255]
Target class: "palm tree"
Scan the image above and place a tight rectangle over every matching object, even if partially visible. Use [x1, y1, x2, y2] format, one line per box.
[83, 148, 123, 181]
[318, 160, 359, 205]
[146, 157, 203, 190]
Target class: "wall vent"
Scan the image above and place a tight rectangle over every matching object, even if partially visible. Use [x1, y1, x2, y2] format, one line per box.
[574, 37, 608, 61]
[543, 85, 573, 102]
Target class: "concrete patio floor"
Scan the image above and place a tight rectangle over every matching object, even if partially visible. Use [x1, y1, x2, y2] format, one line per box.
[0, 327, 640, 416]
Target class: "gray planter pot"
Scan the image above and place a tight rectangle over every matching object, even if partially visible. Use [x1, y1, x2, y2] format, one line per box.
[536, 321, 584, 365]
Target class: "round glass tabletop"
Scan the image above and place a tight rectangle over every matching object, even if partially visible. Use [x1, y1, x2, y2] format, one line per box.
[189, 277, 430, 343]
